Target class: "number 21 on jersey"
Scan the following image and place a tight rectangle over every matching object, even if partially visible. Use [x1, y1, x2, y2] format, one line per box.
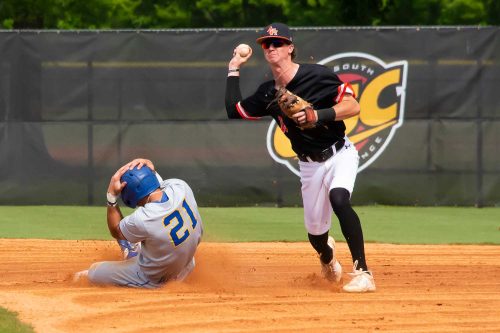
[163, 199, 198, 246]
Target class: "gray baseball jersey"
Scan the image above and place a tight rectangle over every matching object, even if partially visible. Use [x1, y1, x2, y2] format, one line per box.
[88, 178, 203, 288]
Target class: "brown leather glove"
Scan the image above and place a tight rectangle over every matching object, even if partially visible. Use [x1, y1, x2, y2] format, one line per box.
[276, 87, 316, 129]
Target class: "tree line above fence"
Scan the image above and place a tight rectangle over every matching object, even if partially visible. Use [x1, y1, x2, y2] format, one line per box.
[1, 0, 498, 29]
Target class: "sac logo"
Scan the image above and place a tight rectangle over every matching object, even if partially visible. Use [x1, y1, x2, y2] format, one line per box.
[266, 52, 408, 176]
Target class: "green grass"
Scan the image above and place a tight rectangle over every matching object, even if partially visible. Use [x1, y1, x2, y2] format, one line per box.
[0, 206, 499, 244]
[0, 308, 34, 333]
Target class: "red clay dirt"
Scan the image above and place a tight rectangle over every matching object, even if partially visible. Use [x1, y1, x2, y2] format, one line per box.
[0, 239, 499, 333]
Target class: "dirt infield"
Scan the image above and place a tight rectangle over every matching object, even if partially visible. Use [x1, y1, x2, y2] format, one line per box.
[0, 239, 499, 333]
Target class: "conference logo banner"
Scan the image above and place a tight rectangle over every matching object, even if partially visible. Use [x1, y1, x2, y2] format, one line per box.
[266, 52, 408, 176]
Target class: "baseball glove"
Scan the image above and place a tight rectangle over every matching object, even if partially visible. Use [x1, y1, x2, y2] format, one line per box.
[275, 87, 316, 129]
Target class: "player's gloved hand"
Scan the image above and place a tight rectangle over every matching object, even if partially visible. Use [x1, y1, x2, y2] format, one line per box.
[276, 87, 317, 129]
[292, 107, 318, 127]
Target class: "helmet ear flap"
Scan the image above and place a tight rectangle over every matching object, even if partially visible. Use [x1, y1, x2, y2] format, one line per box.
[120, 166, 160, 208]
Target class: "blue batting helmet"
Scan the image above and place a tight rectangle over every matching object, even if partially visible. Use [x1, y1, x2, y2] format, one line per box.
[120, 166, 160, 208]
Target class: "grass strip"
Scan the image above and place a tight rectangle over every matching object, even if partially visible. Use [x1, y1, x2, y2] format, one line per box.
[0, 206, 498, 244]
[0, 308, 34, 333]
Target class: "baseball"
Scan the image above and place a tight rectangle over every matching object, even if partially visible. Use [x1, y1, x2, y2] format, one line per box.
[237, 44, 251, 57]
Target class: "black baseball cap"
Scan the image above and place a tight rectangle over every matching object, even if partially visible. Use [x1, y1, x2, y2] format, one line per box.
[256, 22, 293, 44]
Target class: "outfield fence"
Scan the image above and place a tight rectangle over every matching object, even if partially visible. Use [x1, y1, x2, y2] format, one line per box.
[0, 27, 499, 206]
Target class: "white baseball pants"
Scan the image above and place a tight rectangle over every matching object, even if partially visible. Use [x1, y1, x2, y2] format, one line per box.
[299, 139, 359, 235]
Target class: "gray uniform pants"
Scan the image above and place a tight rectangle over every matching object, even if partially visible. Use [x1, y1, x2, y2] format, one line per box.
[88, 257, 195, 289]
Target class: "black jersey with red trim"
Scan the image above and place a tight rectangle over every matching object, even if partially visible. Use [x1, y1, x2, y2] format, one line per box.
[228, 63, 352, 155]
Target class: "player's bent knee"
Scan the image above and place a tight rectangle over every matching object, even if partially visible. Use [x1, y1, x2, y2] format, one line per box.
[87, 262, 103, 283]
[306, 224, 331, 236]
[329, 188, 351, 212]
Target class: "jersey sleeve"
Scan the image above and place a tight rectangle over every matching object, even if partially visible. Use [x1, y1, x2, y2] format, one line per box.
[335, 81, 356, 103]
[324, 69, 356, 104]
[119, 210, 148, 243]
[315, 65, 356, 105]
[226, 77, 273, 120]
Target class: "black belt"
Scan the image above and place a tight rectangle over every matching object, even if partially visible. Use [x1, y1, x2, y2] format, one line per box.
[297, 140, 345, 163]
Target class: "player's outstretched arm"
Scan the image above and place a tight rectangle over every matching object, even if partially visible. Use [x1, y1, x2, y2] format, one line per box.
[293, 93, 360, 127]
[225, 43, 254, 119]
[329, 94, 360, 121]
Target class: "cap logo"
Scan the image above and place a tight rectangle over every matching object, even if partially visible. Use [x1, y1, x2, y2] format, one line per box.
[267, 26, 278, 36]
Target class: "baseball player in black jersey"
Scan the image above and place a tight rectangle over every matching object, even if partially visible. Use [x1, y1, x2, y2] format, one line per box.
[225, 23, 375, 292]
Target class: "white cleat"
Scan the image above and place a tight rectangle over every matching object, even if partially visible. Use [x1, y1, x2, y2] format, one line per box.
[320, 236, 343, 283]
[343, 260, 376, 293]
